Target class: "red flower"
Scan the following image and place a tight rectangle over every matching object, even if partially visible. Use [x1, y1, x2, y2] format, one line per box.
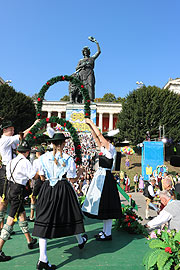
[125, 215, 130, 221]
[64, 123, 66, 127]
[46, 118, 50, 122]
[81, 85, 84, 88]
[75, 157, 80, 162]
[87, 99, 90, 103]
[28, 131, 32, 134]
[77, 145, 81, 149]
[62, 76, 65, 80]
[99, 152, 103, 156]
[33, 136, 36, 139]
[131, 216, 136, 220]
[46, 82, 50, 85]
[85, 113, 89, 116]
[128, 222, 131, 227]
[37, 98, 41, 101]
[165, 247, 172, 254]
[37, 113, 41, 117]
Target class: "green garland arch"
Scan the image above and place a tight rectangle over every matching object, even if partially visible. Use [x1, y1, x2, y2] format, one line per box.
[25, 116, 82, 165]
[36, 75, 91, 119]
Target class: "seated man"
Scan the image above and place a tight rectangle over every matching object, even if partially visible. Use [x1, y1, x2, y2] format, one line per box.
[146, 190, 180, 232]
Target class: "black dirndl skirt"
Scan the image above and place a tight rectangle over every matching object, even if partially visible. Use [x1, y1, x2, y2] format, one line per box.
[83, 170, 122, 220]
[32, 180, 85, 239]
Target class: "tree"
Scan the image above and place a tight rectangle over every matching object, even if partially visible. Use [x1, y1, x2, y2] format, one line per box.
[60, 95, 70, 101]
[101, 93, 116, 102]
[94, 97, 102, 102]
[0, 84, 36, 133]
[116, 96, 125, 103]
[95, 93, 123, 103]
[31, 93, 38, 101]
[116, 85, 180, 145]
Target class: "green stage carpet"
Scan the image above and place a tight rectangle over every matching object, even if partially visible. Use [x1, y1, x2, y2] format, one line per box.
[1, 208, 149, 270]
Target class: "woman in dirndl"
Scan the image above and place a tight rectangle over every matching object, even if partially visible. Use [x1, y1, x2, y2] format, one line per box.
[82, 118, 122, 241]
[32, 132, 87, 270]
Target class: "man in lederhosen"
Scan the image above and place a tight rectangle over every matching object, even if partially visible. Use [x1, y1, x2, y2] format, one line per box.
[27, 146, 45, 222]
[0, 119, 39, 230]
[0, 140, 40, 261]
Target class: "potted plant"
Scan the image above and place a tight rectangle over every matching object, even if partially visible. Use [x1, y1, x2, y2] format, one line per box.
[143, 227, 180, 269]
[114, 205, 148, 236]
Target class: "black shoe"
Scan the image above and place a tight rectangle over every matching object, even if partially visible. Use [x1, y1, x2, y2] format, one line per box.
[96, 233, 112, 241]
[145, 216, 153, 220]
[27, 216, 35, 222]
[36, 260, 57, 270]
[94, 231, 104, 239]
[28, 238, 37, 249]
[78, 234, 88, 249]
[0, 251, 12, 262]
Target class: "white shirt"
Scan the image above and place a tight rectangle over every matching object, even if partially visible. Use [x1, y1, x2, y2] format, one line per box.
[148, 183, 155, 197]
[148, 201, 173, 229]
[33, 158, 44, 175]
[0, 134, 19, 165]
[101, 144, 115, 159]
[125, 177, 130, 185]
[6, 154, 37, 186]
[134, 175, 138, 182]
[66, 157, 77, 178]
[82, 183, 90, 195]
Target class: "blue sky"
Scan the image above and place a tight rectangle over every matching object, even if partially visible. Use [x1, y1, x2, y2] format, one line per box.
[1, 0, 180, 101]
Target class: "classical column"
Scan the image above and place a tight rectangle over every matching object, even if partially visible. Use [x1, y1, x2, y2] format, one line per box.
[99, 113, 103, 132]
[109, 113, 113, 131]
[47, 111, 52, 127]
[58, 111, 62, 119]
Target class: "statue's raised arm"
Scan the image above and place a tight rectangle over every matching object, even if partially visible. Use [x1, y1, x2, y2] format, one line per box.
[88, 36, 101, 60]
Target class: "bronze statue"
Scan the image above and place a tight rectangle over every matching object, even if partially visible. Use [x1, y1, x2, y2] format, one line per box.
[69, 37, 101, 103]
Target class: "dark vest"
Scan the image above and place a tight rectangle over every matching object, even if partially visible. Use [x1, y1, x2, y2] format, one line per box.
[143, 182, 154, 200]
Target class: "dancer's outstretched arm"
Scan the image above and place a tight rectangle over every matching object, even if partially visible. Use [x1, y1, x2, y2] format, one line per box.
[85, 118, 110, 151]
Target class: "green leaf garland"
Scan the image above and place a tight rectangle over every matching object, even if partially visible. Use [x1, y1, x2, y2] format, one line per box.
[36, 75, 91, 119]
[25, 116, 82, 165]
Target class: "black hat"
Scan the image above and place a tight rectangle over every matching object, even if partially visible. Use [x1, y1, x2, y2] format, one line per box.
[35, 146, 45, 154]
[102, 132, 114, 141]
[47, 133, 70, 142]
[0, 120, 13, 131]
[103, 129, 120, 142]
[17, 140, 31, 152]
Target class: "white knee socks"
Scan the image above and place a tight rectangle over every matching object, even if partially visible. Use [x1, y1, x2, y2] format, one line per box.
[104, 219, 112, 236]
[75, 234, 84, 244]
[39, 238, 48, 263]
[99, 219, 113, 238]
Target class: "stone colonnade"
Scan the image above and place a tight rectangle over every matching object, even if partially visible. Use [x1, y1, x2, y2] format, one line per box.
[40, 101, 122, 132]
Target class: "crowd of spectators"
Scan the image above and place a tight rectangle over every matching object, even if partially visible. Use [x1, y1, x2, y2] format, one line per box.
[63, 133, 97, 197]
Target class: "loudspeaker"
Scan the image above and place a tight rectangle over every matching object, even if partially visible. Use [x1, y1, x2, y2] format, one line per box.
[114, 152, 121, 171]
[170, 155, 180, 167]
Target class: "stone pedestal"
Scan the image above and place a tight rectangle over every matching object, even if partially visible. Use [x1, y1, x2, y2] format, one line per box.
[66, 103, 97, 132]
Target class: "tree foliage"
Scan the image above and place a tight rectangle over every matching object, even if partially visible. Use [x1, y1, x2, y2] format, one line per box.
[31, 93, 38, 101]
[94, 93, 124, 103]
[0, 84, 36, 133]
[116, 85, 180, 145]
[60, 95, 70, 101]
